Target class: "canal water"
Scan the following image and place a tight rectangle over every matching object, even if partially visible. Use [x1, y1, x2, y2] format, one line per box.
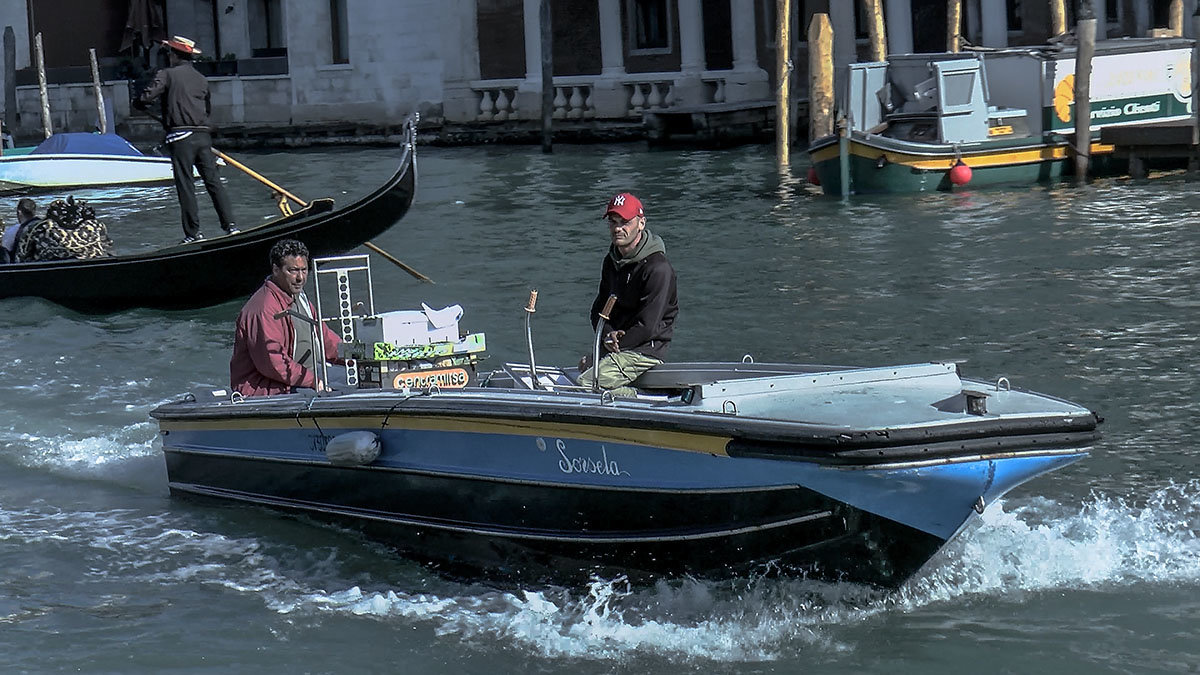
[0, 141, 1197, 673]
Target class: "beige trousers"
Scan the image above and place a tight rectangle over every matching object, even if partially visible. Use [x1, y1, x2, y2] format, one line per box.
[577, 351, 662, 398]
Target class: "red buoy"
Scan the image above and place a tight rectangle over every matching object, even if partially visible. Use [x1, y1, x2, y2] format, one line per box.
[807, 167, 821, 186]
[949, 160, 972, 186]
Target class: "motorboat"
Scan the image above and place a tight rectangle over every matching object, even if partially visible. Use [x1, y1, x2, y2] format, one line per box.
[809, 37, 1193, 194]
[0, 132, 179, 194]
[150, 257, 1101, 588]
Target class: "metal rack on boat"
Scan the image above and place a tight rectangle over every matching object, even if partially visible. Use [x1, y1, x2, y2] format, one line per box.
[312, 255, 487, 391]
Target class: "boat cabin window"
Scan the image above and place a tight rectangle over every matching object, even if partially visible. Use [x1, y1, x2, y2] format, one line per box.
[941, 72, 977, 108]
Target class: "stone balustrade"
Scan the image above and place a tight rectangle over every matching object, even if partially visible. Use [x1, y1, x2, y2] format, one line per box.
[466, 72, 748, 123]
[550, 80, 596, 119]
[622, 77, 674, 115]
[472, 79, 522, 121]
[470, 79, 597, 121]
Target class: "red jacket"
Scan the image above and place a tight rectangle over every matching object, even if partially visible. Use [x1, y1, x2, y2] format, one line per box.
[230, 278, 342, 397]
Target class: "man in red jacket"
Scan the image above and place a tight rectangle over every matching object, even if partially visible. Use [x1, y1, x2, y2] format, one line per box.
[230, 239, 342, 396]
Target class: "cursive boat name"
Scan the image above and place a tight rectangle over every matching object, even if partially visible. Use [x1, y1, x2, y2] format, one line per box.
[1123, 100, 1160, 116]
[555, 439, 629, 477]
[1090, 100, 1161, 120]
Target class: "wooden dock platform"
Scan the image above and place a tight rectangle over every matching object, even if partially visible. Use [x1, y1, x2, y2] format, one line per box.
[643, 100, 805, 148]
[1100, 119, 1200, 177]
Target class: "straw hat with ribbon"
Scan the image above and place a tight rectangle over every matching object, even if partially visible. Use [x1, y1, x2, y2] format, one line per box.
[161, 35, 201, 56]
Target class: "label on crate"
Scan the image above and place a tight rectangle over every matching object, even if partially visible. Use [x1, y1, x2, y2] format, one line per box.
[373, 333, 486, 361]
[392, 367, 471, 390]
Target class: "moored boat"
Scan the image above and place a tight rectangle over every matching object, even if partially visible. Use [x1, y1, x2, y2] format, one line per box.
[808, 37, 1193, 194]
[151, 267, 1101, 588]
[0, 132, 180, 194]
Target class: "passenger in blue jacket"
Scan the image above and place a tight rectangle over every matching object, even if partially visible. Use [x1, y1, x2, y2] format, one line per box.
[578, 192, 678, 397]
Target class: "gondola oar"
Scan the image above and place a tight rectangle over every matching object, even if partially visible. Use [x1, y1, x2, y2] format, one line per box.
[212, 148, 434, 283]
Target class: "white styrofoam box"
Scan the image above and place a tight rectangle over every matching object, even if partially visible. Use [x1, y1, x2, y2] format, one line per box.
[357, 304, 462, 345]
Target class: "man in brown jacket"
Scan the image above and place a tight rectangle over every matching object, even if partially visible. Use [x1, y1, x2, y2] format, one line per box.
[138, 35, 238, 244]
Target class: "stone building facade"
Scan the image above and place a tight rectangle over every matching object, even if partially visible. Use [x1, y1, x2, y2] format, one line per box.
[1, 0, 1196, 143]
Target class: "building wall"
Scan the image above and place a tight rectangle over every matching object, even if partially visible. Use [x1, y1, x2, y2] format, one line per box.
[4, 0, 1186, 138]
[285, 0, 447, 124]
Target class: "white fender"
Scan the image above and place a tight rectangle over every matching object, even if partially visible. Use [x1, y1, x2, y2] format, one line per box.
[325, 431, 381, 466]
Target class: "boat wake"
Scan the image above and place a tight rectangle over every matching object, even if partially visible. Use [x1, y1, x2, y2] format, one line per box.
[4, 428, 1199, 662]
[257, 481, 1200, 661]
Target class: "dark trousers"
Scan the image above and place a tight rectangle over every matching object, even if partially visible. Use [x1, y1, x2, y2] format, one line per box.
[169, 130, 235, 238]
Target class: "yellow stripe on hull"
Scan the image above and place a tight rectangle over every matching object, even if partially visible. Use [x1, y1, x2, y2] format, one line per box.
[810, 138, 1115, 170]
[161, 414, 733, 456]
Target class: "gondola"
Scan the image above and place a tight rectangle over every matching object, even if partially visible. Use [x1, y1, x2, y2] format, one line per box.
[0, 118, 417, 314]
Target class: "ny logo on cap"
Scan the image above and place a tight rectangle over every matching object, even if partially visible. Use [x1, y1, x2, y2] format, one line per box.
[612, 195, 626, 206]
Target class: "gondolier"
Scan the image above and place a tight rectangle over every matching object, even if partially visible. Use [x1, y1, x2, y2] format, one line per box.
[137, 35, 237, 244]
[578, 192, 678, 397]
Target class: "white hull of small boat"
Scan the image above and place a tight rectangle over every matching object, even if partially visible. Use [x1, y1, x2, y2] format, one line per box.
[0, 153, 177, 193]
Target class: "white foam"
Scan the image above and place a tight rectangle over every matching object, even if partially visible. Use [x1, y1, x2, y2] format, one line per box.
[5, 469, 1199, 662]
[259, 482, 1200, 660]
[1, 422, 159, 476]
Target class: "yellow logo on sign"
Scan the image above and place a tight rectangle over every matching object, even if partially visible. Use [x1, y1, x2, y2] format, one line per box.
[988, 125, 1014, 136]
[392, 367, 470, 390]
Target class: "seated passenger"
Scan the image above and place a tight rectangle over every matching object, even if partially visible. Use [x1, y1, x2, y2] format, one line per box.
[12, 197, 113, 262]
[1, 199, 40, 263]
[577, 192, 678, 397]
[230, 238, 343, 397]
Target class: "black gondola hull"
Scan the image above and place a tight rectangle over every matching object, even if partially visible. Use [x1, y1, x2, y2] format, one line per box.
[0, 121, 417, 313]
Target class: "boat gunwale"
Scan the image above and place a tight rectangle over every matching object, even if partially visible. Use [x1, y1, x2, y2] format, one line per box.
[151, 384, 1101, 461]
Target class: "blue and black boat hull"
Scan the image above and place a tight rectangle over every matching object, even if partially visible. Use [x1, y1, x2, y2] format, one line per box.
[153, 364, 1096, 587]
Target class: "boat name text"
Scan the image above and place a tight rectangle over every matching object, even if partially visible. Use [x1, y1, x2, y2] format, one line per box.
[392, 367, 469, 390]
[1089, 100, 1161, 120]
[556, 439, 630, 477]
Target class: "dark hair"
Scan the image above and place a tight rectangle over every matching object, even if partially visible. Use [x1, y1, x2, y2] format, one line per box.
[269, 239, 309, 269]
[16, 198, 36, 218]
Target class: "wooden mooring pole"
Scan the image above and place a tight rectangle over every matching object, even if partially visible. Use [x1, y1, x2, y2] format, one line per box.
[34, 32, 51, 139]
[946, 0, 962, 53]
[808, 14, 833, 143]
[1192, 8, 1200, 171]
[775, 0, 792, 167]
[863, 0, 886, 62]
[1073, 7, 1096, 184]
[89, 48, 106, 135]
[539, 0, 553, 154]
[3, 27, 15, 141]
[1049, 0, 1067, 37]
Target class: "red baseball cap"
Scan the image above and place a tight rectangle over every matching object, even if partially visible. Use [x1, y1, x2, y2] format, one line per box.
[603, 192, 643, 220]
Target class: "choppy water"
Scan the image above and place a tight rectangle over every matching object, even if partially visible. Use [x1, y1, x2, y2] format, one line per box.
[1, 142, 1198, 673]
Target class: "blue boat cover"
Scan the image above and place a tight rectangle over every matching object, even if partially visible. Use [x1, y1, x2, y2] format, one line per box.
[30, 133, 145, 157]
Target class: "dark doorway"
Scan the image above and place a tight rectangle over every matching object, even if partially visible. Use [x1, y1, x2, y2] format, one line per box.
[478, 0, 525, 79]
[702, 0, 732, 71]
[27, 0, 127, 67]
[551, 0, 601, 75]
[912, 0, 947, 53]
